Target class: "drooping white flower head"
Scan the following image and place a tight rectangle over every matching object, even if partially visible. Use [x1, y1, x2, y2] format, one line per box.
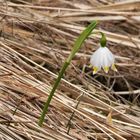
[90, 46, 117, 74]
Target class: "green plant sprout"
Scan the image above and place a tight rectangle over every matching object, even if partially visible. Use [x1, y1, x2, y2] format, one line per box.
[38, 21, 115, 126]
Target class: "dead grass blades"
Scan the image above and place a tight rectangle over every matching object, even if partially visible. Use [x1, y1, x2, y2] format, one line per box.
[0, 0, 140, 140]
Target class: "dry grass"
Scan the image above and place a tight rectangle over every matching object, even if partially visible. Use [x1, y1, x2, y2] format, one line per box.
[0, 0, 140, 140]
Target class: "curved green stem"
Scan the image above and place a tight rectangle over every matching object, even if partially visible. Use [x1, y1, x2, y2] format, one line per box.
[92, 31, 107, 47]
[38, 21, 98, 126]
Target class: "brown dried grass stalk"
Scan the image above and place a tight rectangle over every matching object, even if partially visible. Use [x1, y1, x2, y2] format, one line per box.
[0, 0, 140, 140]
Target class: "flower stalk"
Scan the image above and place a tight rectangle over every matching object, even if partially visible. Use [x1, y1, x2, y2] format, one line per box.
[100, 32, 106, 47]
[38, 21, 98, 126]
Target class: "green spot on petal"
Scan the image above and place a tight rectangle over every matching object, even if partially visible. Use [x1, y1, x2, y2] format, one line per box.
[93, 67, 98, 74]
[111, 64, 117, 72]
[104, 66, 109, 73]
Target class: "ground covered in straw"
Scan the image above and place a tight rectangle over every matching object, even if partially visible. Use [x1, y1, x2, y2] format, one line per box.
[0, 0, 140, 140]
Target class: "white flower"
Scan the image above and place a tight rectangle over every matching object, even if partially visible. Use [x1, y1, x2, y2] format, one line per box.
[90, 46, 117, 74]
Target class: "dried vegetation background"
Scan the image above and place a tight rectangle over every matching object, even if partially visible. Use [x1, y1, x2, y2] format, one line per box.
[0, 0, 140, 140]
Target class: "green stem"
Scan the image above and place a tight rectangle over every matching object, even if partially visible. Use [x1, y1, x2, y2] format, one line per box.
[38, 61, 69, 126]
[92, 31, 106, 47]
[38, 21, 98, 126]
